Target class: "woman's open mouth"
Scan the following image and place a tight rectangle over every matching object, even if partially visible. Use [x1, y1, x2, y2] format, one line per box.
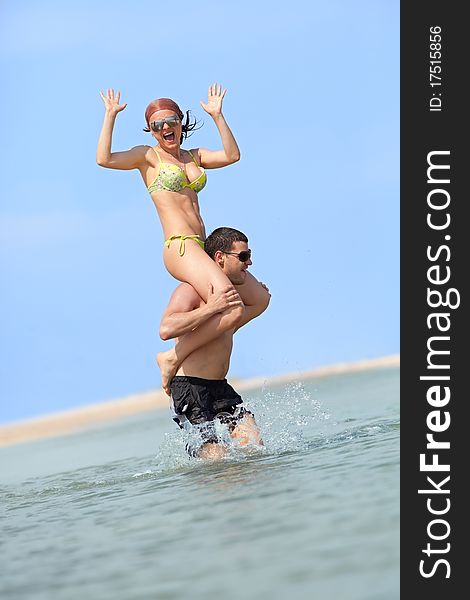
[163, 131, 175, 142]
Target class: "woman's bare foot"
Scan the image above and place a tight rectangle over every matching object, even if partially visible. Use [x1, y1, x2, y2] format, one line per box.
[156, 349, 179, 395]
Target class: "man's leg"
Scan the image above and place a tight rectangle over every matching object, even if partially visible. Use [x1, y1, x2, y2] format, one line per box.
[231, 413, 264, 447]
[196, 413, 263, 458]
[197, 442, 228, 460]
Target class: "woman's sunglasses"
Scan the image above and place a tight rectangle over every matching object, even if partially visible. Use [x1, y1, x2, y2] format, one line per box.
[222, 250, 252, 262]
[150, 116, 181, 132]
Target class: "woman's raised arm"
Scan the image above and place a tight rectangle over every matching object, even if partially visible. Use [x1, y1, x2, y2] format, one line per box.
[198, 83, 241, 168]
[96, 88, 147, 170]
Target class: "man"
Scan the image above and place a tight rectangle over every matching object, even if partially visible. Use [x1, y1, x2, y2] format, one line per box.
[159, 227, 271, 459]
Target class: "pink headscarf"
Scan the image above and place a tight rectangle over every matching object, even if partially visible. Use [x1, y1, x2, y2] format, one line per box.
[145, 98, 184, 128]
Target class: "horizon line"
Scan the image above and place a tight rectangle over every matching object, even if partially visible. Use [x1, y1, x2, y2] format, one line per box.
[0, 354, 399, 448]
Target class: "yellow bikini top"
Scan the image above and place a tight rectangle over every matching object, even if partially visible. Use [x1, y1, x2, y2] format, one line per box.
[147, 148, 207, 195]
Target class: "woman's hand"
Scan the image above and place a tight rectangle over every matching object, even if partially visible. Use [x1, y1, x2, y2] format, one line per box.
[100, 88, 127, 116]
[200, 83, 227, 118]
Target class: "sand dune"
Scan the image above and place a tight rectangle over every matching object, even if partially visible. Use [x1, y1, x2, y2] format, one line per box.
[0, 355, 399, 447]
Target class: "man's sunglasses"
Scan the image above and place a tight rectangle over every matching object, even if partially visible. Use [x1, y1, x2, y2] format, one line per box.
[150, 116, 181, 132]
[222, 250, 252, 262]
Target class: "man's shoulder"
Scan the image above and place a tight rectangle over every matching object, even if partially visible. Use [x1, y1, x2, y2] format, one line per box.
[176, 281, 200, 295]
[173, 282, 203, 305]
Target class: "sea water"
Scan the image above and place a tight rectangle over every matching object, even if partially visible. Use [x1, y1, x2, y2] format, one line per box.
[1, 366, 399, 600]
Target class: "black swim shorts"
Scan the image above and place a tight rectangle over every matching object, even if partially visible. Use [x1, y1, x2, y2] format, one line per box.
[170, 375, 253, 455]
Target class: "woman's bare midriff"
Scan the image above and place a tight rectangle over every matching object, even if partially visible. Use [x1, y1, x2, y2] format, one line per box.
[149, 189, 206, 240]
[145, 181, 238, 303]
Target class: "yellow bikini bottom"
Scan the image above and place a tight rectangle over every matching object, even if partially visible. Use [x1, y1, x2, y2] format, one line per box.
[164, 234, 205, 256]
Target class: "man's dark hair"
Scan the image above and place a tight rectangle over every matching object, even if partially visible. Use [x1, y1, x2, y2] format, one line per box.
[204, 227, 248, 259]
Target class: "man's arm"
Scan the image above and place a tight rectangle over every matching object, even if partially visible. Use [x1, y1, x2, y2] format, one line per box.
[160, 283, 243, 340]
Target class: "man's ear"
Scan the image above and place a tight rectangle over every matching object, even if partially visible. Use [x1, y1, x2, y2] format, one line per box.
[214, 250, 224, 267]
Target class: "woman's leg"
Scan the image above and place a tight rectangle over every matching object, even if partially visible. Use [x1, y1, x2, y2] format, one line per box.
[158, 240, 244, 393]
[163, 238, 241, 299]
[235, 271, 271, 313]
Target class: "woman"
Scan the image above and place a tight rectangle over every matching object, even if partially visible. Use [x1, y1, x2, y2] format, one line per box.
[97, 84, 269, 393]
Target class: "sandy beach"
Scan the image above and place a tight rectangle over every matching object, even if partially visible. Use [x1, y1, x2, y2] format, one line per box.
[0, 354, 399, 447]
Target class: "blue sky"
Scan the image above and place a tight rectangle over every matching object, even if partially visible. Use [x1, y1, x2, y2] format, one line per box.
[0, 0, 399, 422]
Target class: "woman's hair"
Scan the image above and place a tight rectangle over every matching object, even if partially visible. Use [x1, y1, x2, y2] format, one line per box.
[204, 227, 248, 259]
[143, 97, 201, 143]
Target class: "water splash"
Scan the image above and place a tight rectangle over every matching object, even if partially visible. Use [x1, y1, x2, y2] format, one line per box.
[152, 380, 330, 470]
[245, 380, 330, 453]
